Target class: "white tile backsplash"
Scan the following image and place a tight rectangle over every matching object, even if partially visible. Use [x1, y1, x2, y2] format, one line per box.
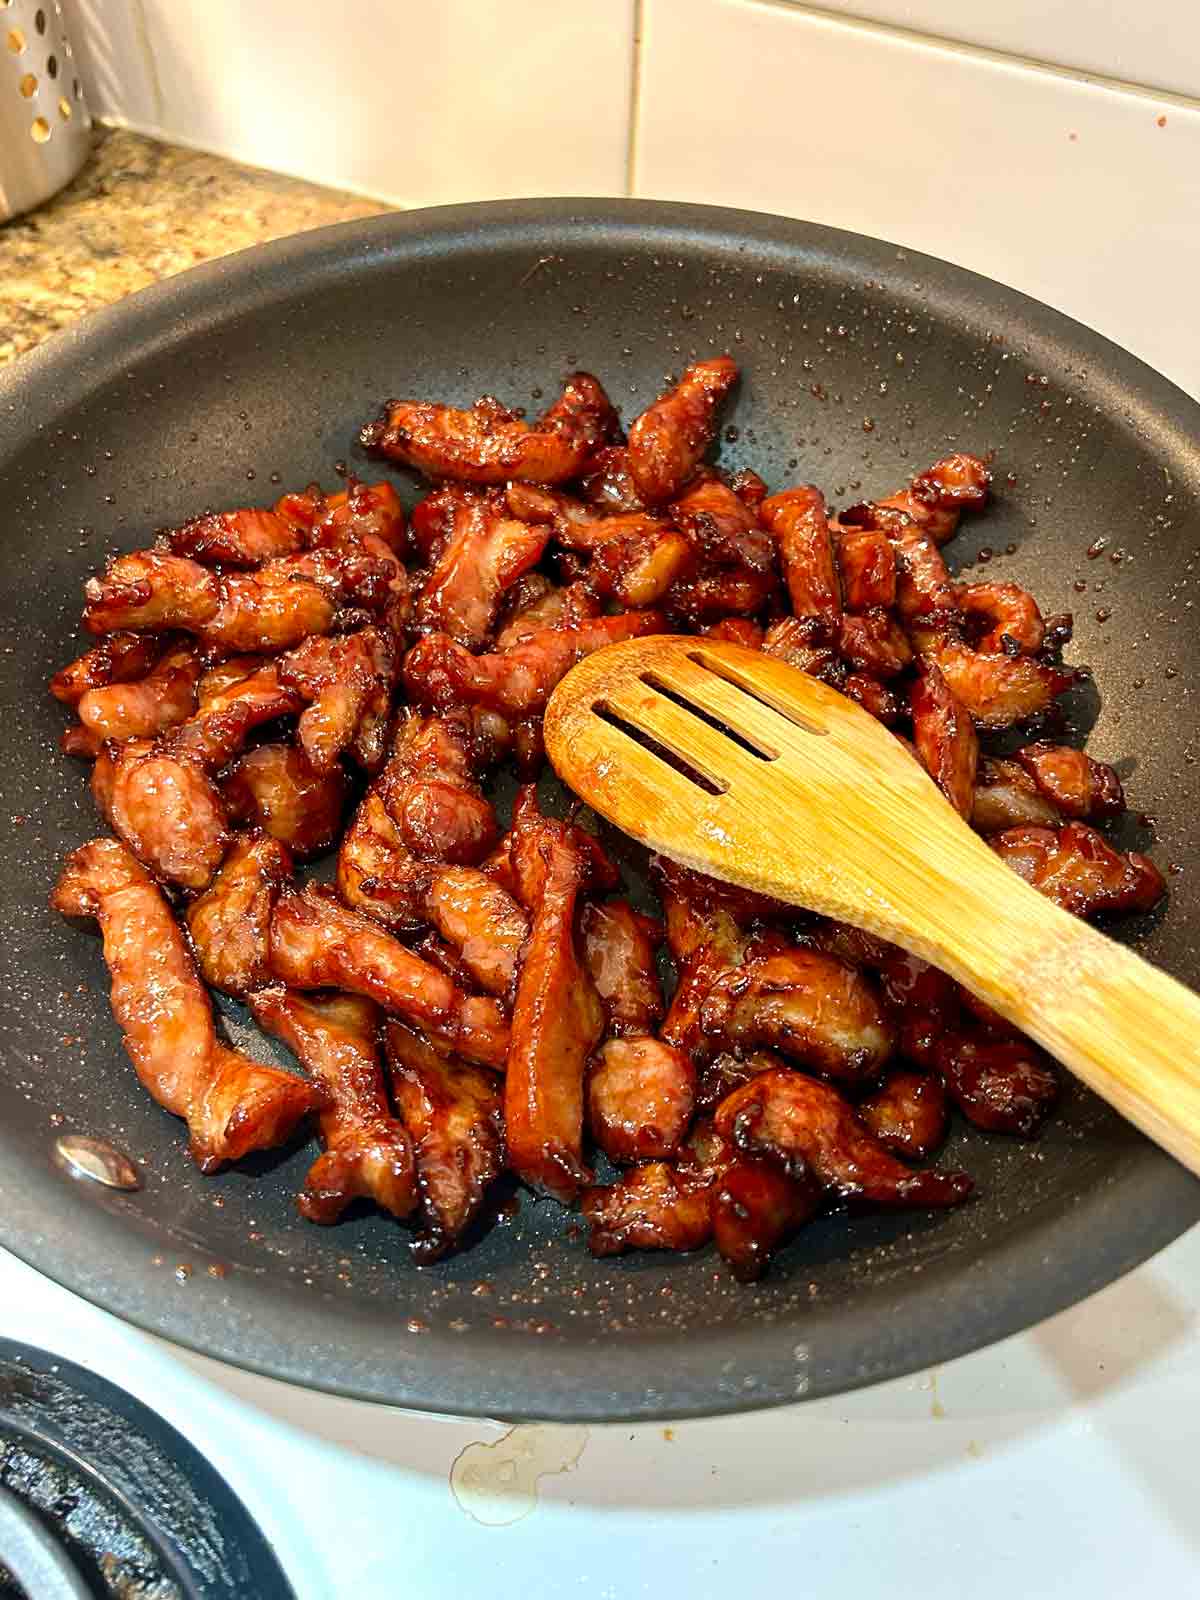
[92, 0, 635, 205]
[634, 0, 1200, 398]
[790, 0, 1200, 102]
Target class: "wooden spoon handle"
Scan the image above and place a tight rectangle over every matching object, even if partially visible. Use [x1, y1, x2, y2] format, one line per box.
[891, 857, 1200, 1178]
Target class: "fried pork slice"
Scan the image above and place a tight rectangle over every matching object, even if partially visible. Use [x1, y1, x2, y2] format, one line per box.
[1014, 741, 1125, 820]
[932, 1032, 1058, 1135]
[93, 739, 230, 891]
[414, 491, 550, 646]
[760, 486, 842, 633]
[668, 476, 776, 573]
[715, 1068, 973, 1209]
[251, 988, 417, 1224]
[66, 639, 204, 755]
[337, 712, 498, 931]
[698, 946, 894, 1081]
[276, 626, 399, 773]
[222, 743, 348, 858]
[51, 838, 316, 1171]
[836, 527, 896, 611]
[923, 641, 1074, 729]
[656, 858, 764, 1061]
[507, 480, 670, 552]
[837, 610, 912, 678]
[843, 673, 901, 724]
[587, 1037, 695, 1163]
[578, 444, 648, 512]
[958, 581, 1045, 655]
[423, 866, 529, 1000]
[581, 1161, 717, 1256]
[384, 1020, 504, 1260]
[695, 1047, 780, 1115]
[702, 616, 765, 649]
[197, 654, 263, 704]
[504, 792, 612, 1201]
[712, 1156, 822, 1282]
[910, 659, 978, 819]
[361, 371, 617, 485]
[50, 632, 163, 705]
[839, 503, 959, 623]
[170, 661, 303, 770]
[857, 1069, 948, 1160]
[876, 452, 991, 545]
[582, 899, 665, 1037]
[992, 822, 1165, 916]
[165, 505, 306, 565]
[186, 832, 292, 998]
[270, 883, 509, 1068]
[493, 574, 600, 649]
[276, 479, 406, 555]
[626, 356, 739, 504]
[971, 757, 1061, 833]
[403, 609, 666, 717]
[584, 525, 695, 609]
[82, 551, 337, 650]
[665, 567, 777, 624]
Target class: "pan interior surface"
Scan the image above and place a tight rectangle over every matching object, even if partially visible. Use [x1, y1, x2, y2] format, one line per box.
[0, 200, 1197, 1421]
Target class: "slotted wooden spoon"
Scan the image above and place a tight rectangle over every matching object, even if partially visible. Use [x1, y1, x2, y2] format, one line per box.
[544, 634, 1200, 1177]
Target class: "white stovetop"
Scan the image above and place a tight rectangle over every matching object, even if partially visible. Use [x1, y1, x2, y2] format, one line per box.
[5, 1223, 1198, 1599]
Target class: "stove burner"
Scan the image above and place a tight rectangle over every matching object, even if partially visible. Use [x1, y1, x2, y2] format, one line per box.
[0, 1339, 294, 1599]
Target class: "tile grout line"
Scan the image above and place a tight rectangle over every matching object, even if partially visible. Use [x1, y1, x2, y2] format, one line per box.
[625, 0, 646, 197]
[751, 0, 1200, 113]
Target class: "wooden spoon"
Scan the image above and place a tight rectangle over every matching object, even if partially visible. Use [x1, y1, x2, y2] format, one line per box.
[544, 634, 1200, 1177]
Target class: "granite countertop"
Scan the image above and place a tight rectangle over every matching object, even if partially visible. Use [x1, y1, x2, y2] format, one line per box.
[0, 126, 389, 368]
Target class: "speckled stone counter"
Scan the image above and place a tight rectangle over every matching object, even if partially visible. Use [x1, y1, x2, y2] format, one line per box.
[0, 126, 389, 368]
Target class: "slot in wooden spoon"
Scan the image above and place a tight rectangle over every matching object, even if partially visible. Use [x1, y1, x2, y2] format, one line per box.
[544, 634, 1200, 1178]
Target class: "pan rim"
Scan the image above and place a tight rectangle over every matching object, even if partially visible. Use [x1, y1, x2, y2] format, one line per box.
[2, 197, 1197, 1422]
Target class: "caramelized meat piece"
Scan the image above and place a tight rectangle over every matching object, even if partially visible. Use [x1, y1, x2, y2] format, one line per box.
[170, 662, 302, 771]
[403, 610, 666, 717]
[578, 444, 647, 513]
[362, 372, 616, 485]
[935, 1032, 1058, 1135]
[196, 655, 262, 705]
[50, 632, 163, 705]
[760, 486, 841, 631]
[587, 1037, 695, 1163]
[699, 947, 894, 1081]
[581, 1161, 716, 1256]
[415, 491, 549, 646]
[222, 743, 347, 858]
[506, 480, 668, 552]
[877, 513, 958, 621]
[585, 526, 694, 609]
[186, 832, 291, 998]
[165, 506, 306, 566]
[582, 899, 664, 1036]
[728, 466, 769, 509]
[759, 615, 838, 678]
[971, 757, 1061, 833]
[493, 575, 599, 649]
[270, 884, 509, 1067]
[71, 640, 203, 751]
[424, 866, 529, 999]
[695, 1048, 779, 1115]
[958, 581, 1045, 655]
[93, 739, 229, 891]
[277, 626, 398, 773]
[702, 616, 765, 649]
[925, 641, 1074, 729]
[715, 1068, 972, 1209]
[83, 551, 337, 650]
[857, 1069, 948, 1160]
[911, 660, 978, 818]
[1015, 741, 1124, 820]
[669, 476, 776, 573]
[877, 452, 990, 545]
[991, 822, 1164, 916]
[385, 1019, 504, 1259]
[504, 797, 608, 1201]
[51, 838, 316, 1171]
[837, 610, 912, 678]
[249, 988, 416, 1223]
[843, 673, 901, 724]
[665, 568, 776, 623]
[626, 356, 739, 504]
[657, 860, 755, 1061]
[712, 1156, 822, 1282]
[837, 527, 896, 611]
[283, 479, 407, 555]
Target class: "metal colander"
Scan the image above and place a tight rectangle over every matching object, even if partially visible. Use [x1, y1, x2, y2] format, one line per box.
[0, 0, 91, 221]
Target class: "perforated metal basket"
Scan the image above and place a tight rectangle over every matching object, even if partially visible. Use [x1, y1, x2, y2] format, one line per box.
[0, 0, 91, 220]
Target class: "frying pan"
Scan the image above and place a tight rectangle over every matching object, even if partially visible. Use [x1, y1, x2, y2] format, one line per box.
[1, 200, 1197, 1423]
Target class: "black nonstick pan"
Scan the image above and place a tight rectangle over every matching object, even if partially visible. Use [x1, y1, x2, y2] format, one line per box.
[1, 200, 1197, 1422]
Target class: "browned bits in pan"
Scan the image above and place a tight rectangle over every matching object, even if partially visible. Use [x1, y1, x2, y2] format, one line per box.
[45, 361, 1164, 1279]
